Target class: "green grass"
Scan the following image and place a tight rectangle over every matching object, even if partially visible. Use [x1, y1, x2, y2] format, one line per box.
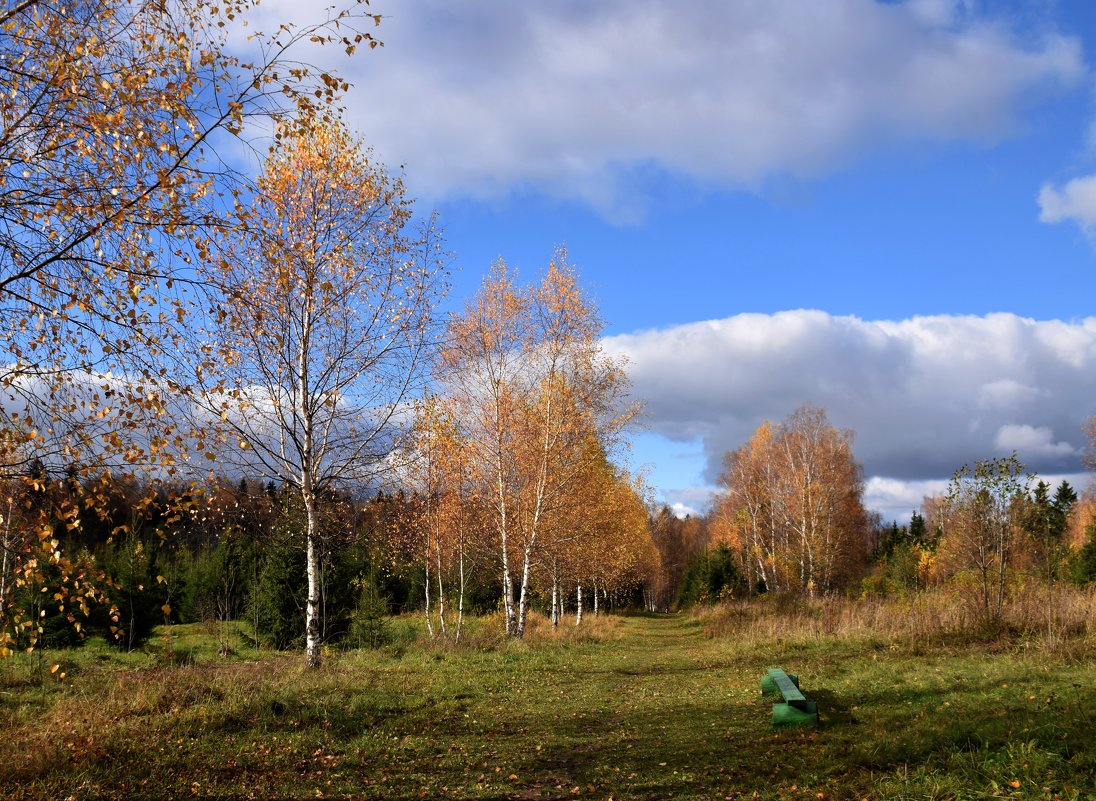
[2, 613, 1095, 800]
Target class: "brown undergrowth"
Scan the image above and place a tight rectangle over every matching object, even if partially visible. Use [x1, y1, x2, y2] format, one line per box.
[695, 584, 1096, 657]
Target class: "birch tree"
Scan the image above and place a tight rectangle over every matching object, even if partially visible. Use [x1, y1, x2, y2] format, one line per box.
[553, 442, 650, 625]
[775, 406, 869, 595]
[0, 0, 381, 655]
[2, 0, 382, 468]
[440, 253, 633, 638]
[579, 463, 651, 619]
[712, 406, 870, 597]
[712, 421, 782, 593]
[200, 118, 445, 667]
[402, 396, 480, 641]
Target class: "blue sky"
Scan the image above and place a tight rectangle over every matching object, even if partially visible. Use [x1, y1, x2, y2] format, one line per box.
[266, 0, 1096, 521]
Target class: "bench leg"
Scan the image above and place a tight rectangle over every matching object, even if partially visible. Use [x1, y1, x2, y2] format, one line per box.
[772, 701, 818, 726]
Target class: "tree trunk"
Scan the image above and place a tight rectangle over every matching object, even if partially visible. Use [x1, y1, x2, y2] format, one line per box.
[574, 580, 583, 626]
[455, 536, 466, 642]
[304, 502, 322, 669]
[298, 292, 323, 669]
[423, 539, 434, 638]
[0, 496, 11, 618]
[515, 547, 533, 638]
[516, 362, 555, 639]
[593, 577, 599, 617]
[550, 563, 560, 629]
[994, 523, 1009, 625]
[497, 484, 516, 636]
[436, 536, 447, 637]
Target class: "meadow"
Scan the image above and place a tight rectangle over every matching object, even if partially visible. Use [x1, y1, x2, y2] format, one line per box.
[3, 597, 1095, 801]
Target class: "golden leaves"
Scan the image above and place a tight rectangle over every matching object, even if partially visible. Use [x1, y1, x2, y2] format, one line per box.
[1, 0, 391, 658]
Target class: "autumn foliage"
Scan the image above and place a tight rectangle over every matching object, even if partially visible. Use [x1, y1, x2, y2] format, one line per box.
[435, 254, 643, 637]
[710, 406, 871, 597]
[1, 0, 384, 657]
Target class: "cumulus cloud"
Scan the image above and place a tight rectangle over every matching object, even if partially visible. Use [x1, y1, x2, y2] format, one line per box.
[253, 0, 1083, 216]
[1038, 174, 1096, 233]
[663, 486, 721, 520]
[605, 311, 1096, 515]
[994, 424, 1076, 459]
[864, 476, 950, 524]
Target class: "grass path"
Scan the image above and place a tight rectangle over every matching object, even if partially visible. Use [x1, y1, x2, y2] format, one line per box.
[3, 613, 1095, 799]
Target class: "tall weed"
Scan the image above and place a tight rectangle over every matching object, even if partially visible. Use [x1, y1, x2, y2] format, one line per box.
[696, 585, 1096, 654]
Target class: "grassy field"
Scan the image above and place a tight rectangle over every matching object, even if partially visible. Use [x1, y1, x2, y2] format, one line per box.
[2, 610, 1095, 800]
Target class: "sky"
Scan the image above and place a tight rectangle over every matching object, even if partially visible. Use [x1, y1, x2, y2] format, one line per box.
[261, 0, 1096, 522]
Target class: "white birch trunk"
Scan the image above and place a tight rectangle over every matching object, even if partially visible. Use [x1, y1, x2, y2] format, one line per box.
[574, 580, 583, 626]
[299, 296, 323, 669]
[0, 496, 11, 617]
[550, 562, 560, 628]
[515, 546, 533, 638]
[423, 538, 434, 638]
[304, 495, 322, 668]
[515, 363, 557, 639]
[494, 399, 517, 636]
[436, 541, 447, 637]
[455, 533, 466, 642]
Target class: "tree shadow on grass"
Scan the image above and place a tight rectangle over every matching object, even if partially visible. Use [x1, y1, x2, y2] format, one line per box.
[808, 687, 858, 727]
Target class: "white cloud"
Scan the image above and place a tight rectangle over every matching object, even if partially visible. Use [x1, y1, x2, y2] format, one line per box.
[260, 0, 1085, 216]
[606, 311, 1096, 513]
[1038, 174, 1096, 233]
[662, 486, 722, 520]
[994, 423, 1076, 459]
[669, 502, 700, 520]
[864, 476, 950, 524]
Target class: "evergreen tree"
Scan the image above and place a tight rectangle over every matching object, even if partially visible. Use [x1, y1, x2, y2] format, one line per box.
[909, 511, 927, 546]
[97, 530, 162, 650]
[1052, 481, 1077, 526]
[1069, 520, 1096, 586]
[249, 543, 306, 650]
[1023, 479, 1072, 581]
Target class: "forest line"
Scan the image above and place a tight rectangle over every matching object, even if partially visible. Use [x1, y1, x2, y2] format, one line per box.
[4, 0, 1096, 670]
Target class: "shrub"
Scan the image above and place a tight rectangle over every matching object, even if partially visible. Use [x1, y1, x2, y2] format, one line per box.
[349, 571, 392, 649]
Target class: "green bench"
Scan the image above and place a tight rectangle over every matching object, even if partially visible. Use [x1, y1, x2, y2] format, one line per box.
[760, 667, 818, 726]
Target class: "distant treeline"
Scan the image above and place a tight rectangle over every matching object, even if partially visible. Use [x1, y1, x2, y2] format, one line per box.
[8, 439, 1096, 654]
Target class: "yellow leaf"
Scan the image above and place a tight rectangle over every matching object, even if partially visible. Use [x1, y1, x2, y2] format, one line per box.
[50, 664, 60, 673]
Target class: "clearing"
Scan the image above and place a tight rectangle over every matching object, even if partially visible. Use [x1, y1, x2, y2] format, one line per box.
[2, 613, 1094, 800]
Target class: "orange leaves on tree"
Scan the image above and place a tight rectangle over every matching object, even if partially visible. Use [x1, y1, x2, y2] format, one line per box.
[437, 250, 638, 637]
[1, 0, 385, 656]
[711, 406, 871, 597]
[194, 114, 446, 667]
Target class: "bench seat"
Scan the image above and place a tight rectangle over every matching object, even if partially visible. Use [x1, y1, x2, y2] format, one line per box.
[761, 667, 819, 726]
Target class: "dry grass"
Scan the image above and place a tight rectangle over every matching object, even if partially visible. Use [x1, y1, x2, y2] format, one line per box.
[4, 613, 1096, 799]
[405, 609, 625, 652]
[695, 584, 1096, 656]
[522, 609, 626, 641]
